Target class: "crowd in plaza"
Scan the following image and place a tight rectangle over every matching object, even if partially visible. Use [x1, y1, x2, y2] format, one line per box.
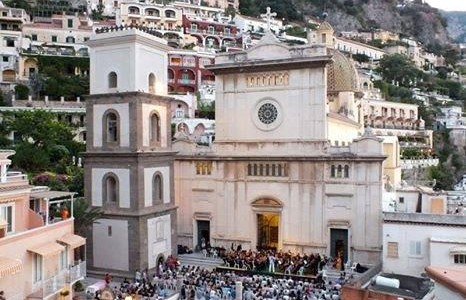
[90, 250, 345, 300]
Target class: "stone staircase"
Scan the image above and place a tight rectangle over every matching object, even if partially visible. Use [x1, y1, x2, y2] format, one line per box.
[178, 253, 224, 270]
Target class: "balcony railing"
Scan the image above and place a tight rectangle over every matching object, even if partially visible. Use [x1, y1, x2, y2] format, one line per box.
[201, 80, 215, 85]
[178, 79, 195, 85]
[67, 261, 86, 284]
[31, 271, 66, 298]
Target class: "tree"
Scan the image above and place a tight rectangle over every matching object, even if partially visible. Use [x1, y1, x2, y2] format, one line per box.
[14, 84, 29, 100]
[2, 110, 83, 172]
[66, 198, 103, 236]
[376, 54, 421, 87]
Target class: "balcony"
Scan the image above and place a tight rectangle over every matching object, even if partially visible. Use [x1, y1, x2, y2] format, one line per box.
[201, 80, 215, 85]
[67, 260, 86, 284]
[31, 270, 66, 299]
[178, 79, 195, 85]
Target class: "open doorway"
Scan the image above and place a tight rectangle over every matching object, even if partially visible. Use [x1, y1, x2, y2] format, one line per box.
[330, 228, 348, 270]
[196, 220, 210, 250]
[257, 213, 279, 251]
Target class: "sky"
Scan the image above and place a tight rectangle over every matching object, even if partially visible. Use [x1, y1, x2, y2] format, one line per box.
[424, 0, 466, 11]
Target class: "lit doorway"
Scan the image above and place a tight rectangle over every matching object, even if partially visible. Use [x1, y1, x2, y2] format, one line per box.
[330, 228, 348, 269]
[257, 213, 279, 251]
[196, 220, 210, 249]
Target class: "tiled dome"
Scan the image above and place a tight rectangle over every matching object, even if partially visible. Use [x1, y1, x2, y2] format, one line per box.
[327, 49, 359, 92]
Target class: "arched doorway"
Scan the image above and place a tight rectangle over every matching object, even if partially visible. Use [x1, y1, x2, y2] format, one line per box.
[251, 198, 282, 251]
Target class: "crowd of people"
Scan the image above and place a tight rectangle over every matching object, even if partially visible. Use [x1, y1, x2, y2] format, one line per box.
[90, 250, 345, 299]
[221, 249, 328, 277]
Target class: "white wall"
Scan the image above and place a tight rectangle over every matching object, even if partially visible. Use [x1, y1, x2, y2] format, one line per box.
[147, 214, 172, 269]
[93, 103, 130, 148]
[91, 168, 131, 208]
[433, 282, 464, 300]
[383, 222, 466, 276]
[93, 219, 129, 271]
[144, 166, 171, 207]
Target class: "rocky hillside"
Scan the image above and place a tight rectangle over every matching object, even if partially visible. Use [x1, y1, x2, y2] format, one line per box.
[240, 0, 451, 49]
[443, 11, 466, 43]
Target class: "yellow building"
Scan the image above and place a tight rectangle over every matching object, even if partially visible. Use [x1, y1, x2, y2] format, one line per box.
[0, 150, 86, 299]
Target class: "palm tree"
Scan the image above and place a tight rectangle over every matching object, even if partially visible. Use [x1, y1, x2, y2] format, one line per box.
[67, 197, 103, 236]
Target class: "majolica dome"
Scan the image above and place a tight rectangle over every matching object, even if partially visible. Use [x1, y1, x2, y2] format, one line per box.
[327, 49, 360, 93]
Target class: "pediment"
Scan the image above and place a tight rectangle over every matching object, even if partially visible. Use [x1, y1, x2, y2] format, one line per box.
[247, 43, 292, 61]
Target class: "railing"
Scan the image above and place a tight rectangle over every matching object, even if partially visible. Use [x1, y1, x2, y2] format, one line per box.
[67, 261, 86, 283]
[168, 79, 175, 84]
[32, 271, 66, 298]
[178, 79, 195, 85]
[400, 158, 439, 169]
[201, 80, 215, 85]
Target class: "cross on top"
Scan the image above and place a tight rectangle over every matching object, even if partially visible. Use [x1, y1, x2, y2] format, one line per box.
[261, 7, 277, 32]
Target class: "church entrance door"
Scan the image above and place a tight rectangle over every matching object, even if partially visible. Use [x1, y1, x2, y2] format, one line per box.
[330, 228, 348, 269]
[256, 213, 279, 251]
[196, 220, 210, 250]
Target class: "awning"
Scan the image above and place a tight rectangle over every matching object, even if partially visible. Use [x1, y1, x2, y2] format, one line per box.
[28, 242, 65, 257]
[57, 233, 86, 248]
[30, 191, 74, 200]
[450, 246, 466, 255]
[0, 256, 22, 279]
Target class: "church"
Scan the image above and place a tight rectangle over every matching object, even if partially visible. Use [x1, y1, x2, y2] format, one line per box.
[83, 16, 386, 276]
[173, 21, 386, 265]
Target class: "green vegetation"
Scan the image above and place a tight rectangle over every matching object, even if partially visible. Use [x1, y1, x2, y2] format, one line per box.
[14, 84, 30, 100]
[26, 55, 90, 100]
[65, 198, 103, 236]
[0, 110, 84, 174]
[376, 54, 422, 87]
[285, 26, 307, 38]
[239, 0, 300, 21]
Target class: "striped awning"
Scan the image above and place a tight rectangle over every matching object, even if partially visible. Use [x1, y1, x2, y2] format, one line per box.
[28, 242, 65, 257]
[0, 256, 22, 279]
[57, 233, 85, 248]
[450, 246, 466, 255]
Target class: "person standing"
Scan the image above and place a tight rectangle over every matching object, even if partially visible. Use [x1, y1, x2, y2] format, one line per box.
[268, 253, 276, 273]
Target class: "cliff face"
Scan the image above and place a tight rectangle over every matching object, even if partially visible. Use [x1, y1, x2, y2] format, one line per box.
[443, 11, 466, 43]
[294, 0, 451, 47]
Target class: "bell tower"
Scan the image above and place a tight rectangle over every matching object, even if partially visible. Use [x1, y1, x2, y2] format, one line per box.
[84, 27, 177, 275]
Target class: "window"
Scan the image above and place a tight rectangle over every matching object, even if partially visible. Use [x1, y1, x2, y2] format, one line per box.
[247, 163, 286, 177]
[67, 19, 73, 28]
[387, 242, 399, 258]
[454, 254, 466, 264]
[31, 34, 37, 41]
[51, 35, 57, 42]
[321, 33, 326, 44]
[108, 225, 112, 236]
[105, 112, 119, 143]
[399, 197, 404, 204]
[208, 25, 214, 34]
[153, 174, 163, 204]
[66, 36, 75, 43]
[409, 240, 422, 256]
[113, 1, 118, 7]
[150, 112, 160, 143]
[156, 221, 164, 240]
[148, 73, 155, 94]
[104, 174, 118, 203]
[337, 165, 342, 178]
[344, 165, 349, 178]
[0, 205, 13, 233]
[59, 247, 68, 270]
[108, 72, 117, 88]
[33, 254, 43, 283]
[196, 161, 212, 175]
[2, 56, 8, 62]
[331, 165, 336, 178]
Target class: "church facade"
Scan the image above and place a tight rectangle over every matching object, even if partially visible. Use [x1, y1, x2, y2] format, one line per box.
[83, 19, 386, 275]
[173, 25, 386, 265]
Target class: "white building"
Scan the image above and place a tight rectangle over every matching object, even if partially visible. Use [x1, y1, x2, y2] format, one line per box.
[383, 212, 466, 277]
[335, 37, 386, 61]
[234, 14, 284, 35]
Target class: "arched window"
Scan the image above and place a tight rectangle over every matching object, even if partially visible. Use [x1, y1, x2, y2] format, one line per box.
[150, 112, 161, 143]
[148, 73, 156, 94]
[337, 165, 343, 178]
[344, 165, 350, 178]
[105, 112, 119, 143]
[108, 72, 117, 89]
[331, 165, 336, 178]
[153, 173, 163, 204]
[247, 164, 252, 176]
[103, 174, 118, 204]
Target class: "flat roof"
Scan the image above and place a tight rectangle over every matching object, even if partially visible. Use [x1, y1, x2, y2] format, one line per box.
[30, 190, 75, 200]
